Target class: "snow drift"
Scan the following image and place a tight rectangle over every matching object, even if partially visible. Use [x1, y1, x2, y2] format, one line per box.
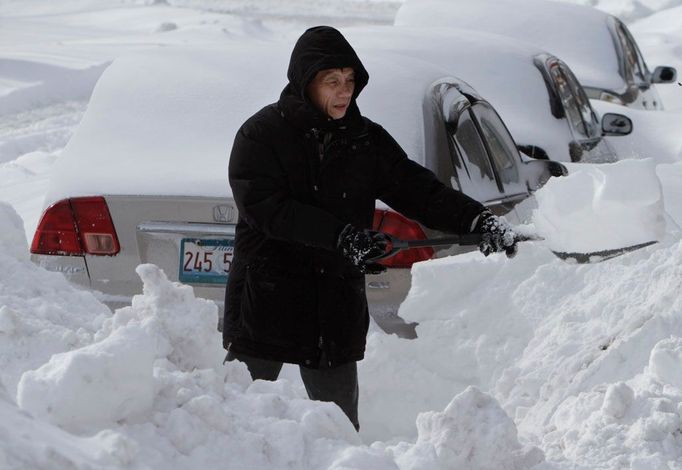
[4, 0, 682, 468]
[12, 259, 541, 469]
[0, 201, 110, 397]
[533, 159, 667, 253]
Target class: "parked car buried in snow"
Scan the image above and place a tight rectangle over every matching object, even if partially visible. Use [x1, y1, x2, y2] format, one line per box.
[30, 44, 564, 334]
[343, 26, 633, 164]
[395, 0, 678, 110]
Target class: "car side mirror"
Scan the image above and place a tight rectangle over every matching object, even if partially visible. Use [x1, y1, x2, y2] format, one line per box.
[601, 113, 633, 136]
[517, 144, 549, 160]
[520, 156, 568, 191]
[651, 65, 677, 84]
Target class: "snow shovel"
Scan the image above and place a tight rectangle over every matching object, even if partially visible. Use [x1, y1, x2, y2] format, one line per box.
[368, 232, 657, 264]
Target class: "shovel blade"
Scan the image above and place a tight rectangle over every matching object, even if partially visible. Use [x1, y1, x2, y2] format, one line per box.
[550, 241, 657, 264]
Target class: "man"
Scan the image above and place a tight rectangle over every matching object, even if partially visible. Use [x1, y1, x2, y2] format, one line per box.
[224, 26, 517, 431]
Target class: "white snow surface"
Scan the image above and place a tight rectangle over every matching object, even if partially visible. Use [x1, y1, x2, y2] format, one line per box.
[45, 44, 450, 203]
[4, 1, 682, 469]
[395, 0, 624, 92]
[532, 159, 666, 253]
[46, 45, 289, 201]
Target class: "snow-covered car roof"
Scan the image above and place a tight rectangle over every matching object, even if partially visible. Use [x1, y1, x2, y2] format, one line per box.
[395, 0, 623, 92]
[46, 43, 456, 203]
[343, 25, 573, 162]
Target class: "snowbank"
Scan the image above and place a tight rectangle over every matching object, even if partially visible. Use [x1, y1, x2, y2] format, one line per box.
[0, 201, 110, 396]
[0, 60, 108, 116]
[533, 159, 667, 253]
[657, 162, 682, 228]
[385, 387, 544, 470]
[0, 150, 64, 242]
[358, 232, 682, 468]
[359, 248, 555, 442]
[17, 264, 224, 433]
[5, 1, 682, 468]
[11, 261, 542, 469]
[592, 100, 682, 163]
[17, 325, 156, 433]
[0, 201, 28, 261]
[0, 394, 123, 469]
[14, 264, 362, 467]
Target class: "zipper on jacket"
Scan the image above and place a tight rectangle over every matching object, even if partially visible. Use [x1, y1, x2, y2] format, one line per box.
[307, 128, 322, 193]
[318, 335, 332, 368]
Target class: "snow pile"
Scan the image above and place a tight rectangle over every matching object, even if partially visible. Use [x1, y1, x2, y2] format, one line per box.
[10, 261, 543, 469]
[0, 61, 108, 116]
[359, 248, 554, 442]
[532, 159, 666, 253]
[542, 338, 682, 468]
[0, 201, 28, 261]
[0, 150, 63, 238]
[95, 264, 225, 371]
[17, 325, 156, 432]
[505, 239, 682, 468]
[358, 223, 682, 468]
[0, 394, 123, 469]
[649, 337, 682, 387]
[386, 387, 544, 470]
[657, 163, 682, 230]
[12, 264, 368, 468]
[0, 201, 110, 396]
[592, 100, 682, 163]
[360, 172, 682, 469]
[17, 264, 224, 432]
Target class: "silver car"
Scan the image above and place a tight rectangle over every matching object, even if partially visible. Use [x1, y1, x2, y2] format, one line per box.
[30, 44, 562, 335]
[345, 26, 633, 164]
[396, 0, 678, 110]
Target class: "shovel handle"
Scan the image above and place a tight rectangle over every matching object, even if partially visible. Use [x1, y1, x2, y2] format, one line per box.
[368, 232, 541, 262]
[368, 232, 654, 265]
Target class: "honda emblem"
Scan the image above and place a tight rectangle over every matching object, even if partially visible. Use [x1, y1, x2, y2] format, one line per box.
[213, 204, 234, 223]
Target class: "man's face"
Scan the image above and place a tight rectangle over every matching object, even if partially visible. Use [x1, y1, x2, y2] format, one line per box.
[306, 67, 355, 120]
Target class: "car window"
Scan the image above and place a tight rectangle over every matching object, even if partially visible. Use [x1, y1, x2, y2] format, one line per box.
[448, 109, 502, 201]
[549, 63, 589, 138]
[471, 103, 525, 195]
[559, 64, 600, 138]
[455, 110, 495, 182]
[616, 21, 648, 84]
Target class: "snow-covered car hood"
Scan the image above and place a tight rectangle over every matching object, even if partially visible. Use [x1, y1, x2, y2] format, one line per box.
[46, 43, 456, 204]
[395, 0, 624, 92]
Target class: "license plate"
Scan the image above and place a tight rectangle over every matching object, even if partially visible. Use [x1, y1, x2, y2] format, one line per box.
[179, 238, 234, 284]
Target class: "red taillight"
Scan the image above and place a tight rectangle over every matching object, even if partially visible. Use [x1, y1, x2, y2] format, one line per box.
[31, 197, 120, 256]
[30, 200, 82, 255]
[372, 209, 434, 268]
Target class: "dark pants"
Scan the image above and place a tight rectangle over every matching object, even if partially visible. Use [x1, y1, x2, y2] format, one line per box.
[226, 350, 359, 431]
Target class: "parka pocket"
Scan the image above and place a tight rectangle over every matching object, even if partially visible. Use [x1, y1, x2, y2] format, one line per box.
[240, 266, 317, 347]
[320, 275, 369, 349]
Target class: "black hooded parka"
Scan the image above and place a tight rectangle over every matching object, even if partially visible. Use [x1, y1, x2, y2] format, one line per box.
[224, 26, 485, 368]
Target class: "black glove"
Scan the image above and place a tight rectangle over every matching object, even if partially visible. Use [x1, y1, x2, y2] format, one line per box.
[336, 224, 389, 274]
[473, 211, 518, 258]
